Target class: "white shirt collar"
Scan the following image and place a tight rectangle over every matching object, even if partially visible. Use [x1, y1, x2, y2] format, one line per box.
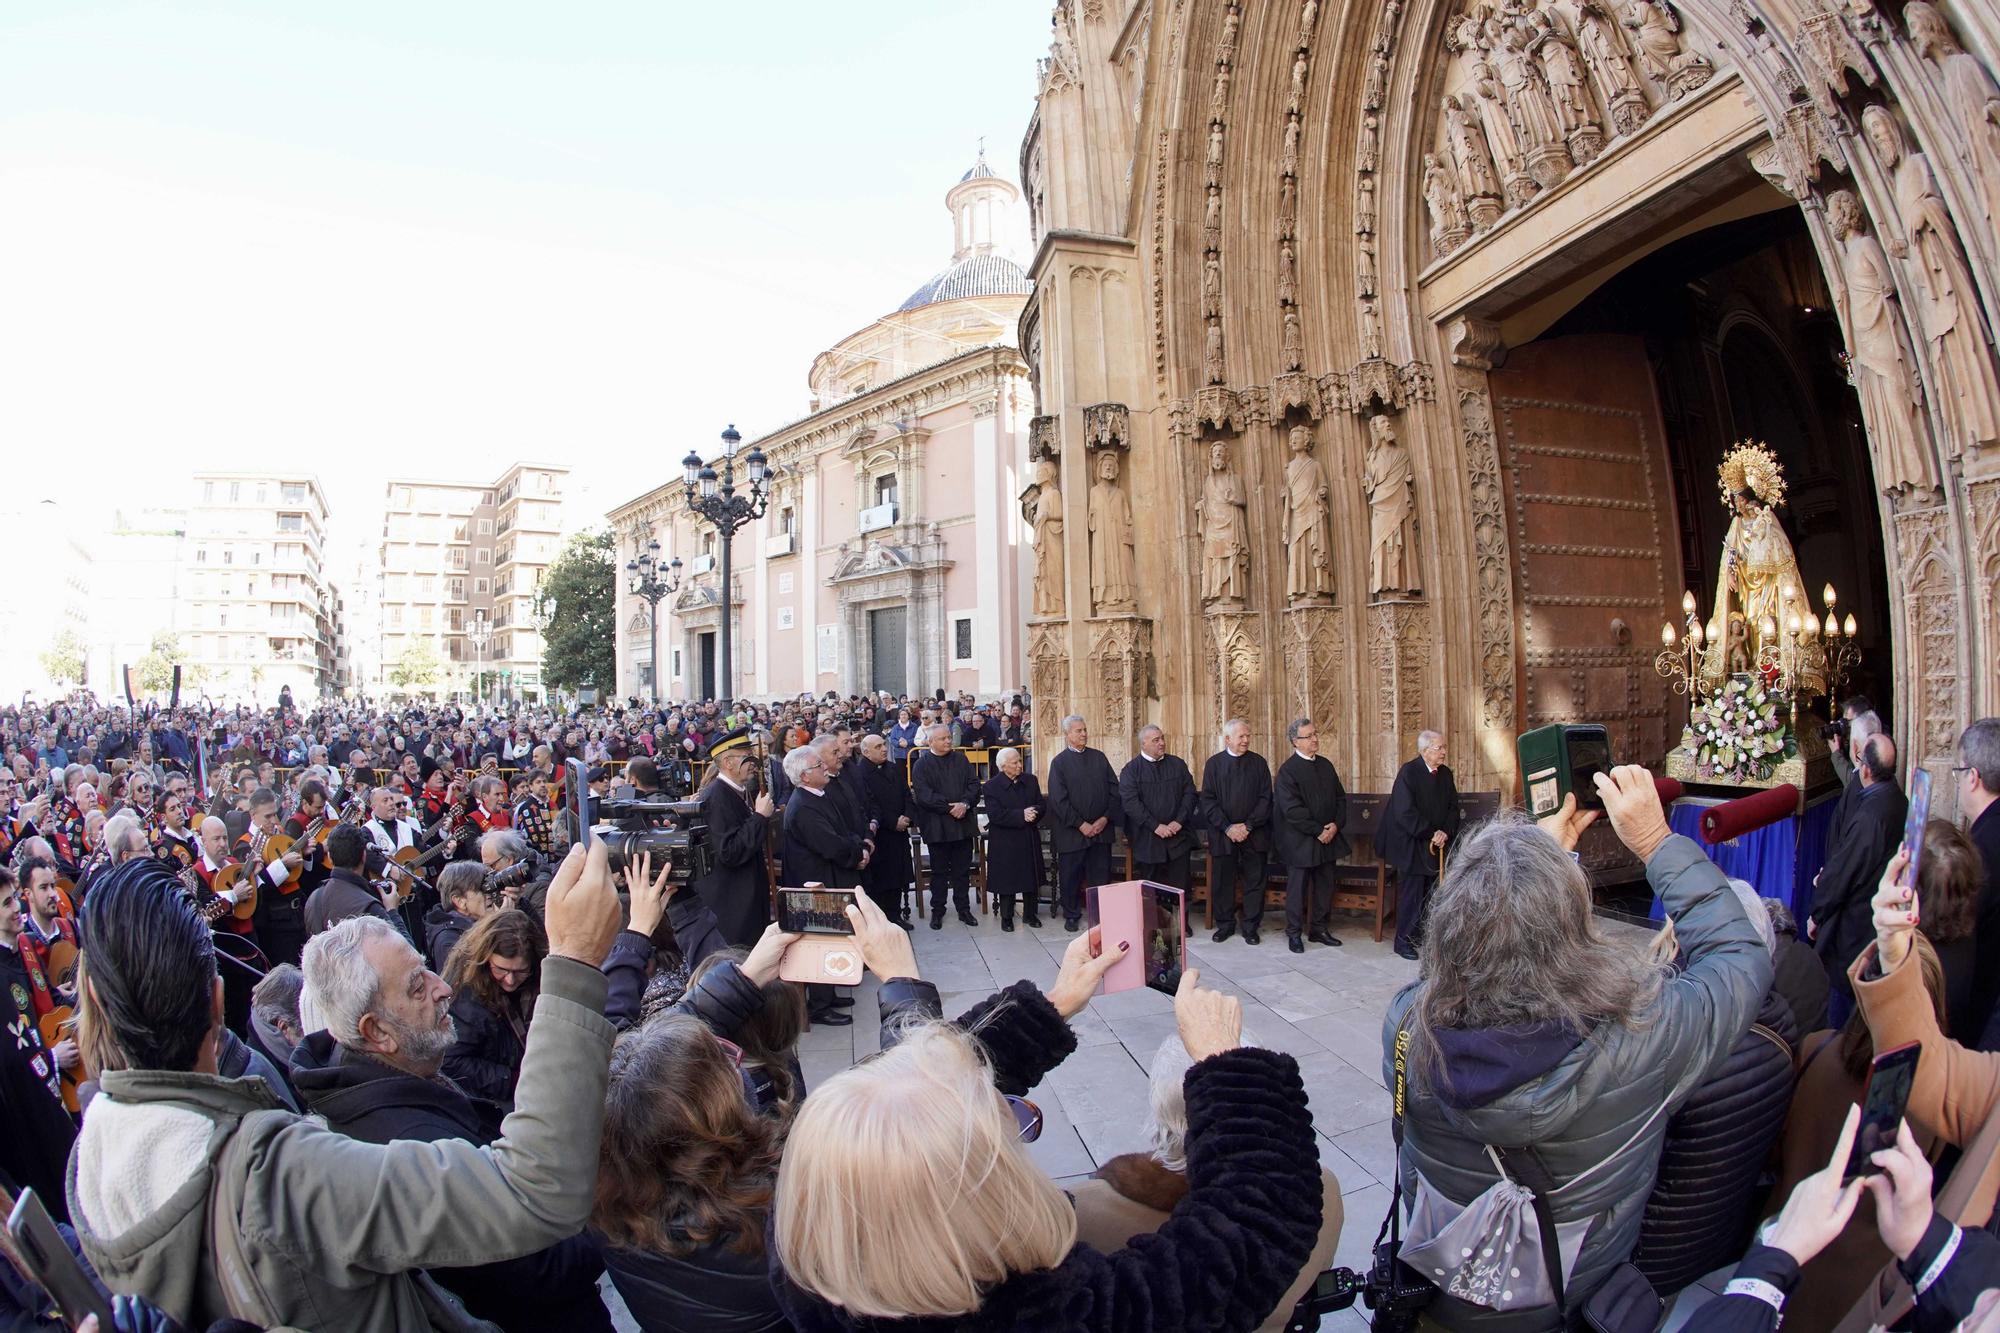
[1293, 749, 1316, 763]
[799, 784, 826, 798]
[717, 772, 746, 795]
[1141, 751, 1161, 762]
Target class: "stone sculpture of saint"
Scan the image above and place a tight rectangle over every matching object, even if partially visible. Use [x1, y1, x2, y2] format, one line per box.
[1025, 457, 1067, 618]
[1364, 414, 1419, 595]
[1282, 425, 1335, 602]
[1197, 441, 1250, 604]
[1443, 95, 1501, 207]
[1088, 449, 1137, 614]
[1576, 0, 1647, 128]
[1489, 19, 1566, 156]
[1865, 105, 2000, 453]
[1826, 190, 1934, 494]
[1906, 3, 2000, 251]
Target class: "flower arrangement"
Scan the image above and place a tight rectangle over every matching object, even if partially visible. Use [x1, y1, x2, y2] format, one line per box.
[1690, 675, 1793, 784]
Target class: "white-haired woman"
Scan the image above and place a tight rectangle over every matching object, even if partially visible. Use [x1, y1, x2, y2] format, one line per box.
[768, 892, 1325, 1333]
[1070, 1033, 1343, 1333]
[981, 746, 1045, 931]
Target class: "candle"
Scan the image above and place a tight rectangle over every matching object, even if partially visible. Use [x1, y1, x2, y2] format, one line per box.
[1823, 583, 1837, 610]
[1788, 612, 1802, 635]
[1804, 612, 1820, 637]
[1781, 583, 1796, 605]
[1760, 616, 1777, 639]
[1690, 619, 1705, 646]
[1662, 622, 1676, 647]
[1681, 590, 1696, 616]
[1844, 613, 1857, 638]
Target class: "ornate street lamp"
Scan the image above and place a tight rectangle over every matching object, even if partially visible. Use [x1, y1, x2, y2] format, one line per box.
[625, 538, 682, 704]
[468, 610, 492, 710]
[681, 424, 769, 702]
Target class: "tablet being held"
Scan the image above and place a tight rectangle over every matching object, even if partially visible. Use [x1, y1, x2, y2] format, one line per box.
[1085, 880, 1186, 996]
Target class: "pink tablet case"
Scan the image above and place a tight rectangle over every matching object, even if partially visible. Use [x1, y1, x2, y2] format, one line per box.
[1089, 880, 1148, 994]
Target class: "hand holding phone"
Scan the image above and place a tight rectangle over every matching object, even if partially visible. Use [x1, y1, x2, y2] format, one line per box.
[1846, 1041, 1921, 1181]
[1900, 768, 1933, 890]
[775, 885, 865, 985]
[1, 1187, 115, 1331]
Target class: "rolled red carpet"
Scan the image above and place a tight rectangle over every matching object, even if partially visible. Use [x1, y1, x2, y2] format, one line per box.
[1654, 777, 1685, 807]
[1700, 784, 1799, 843]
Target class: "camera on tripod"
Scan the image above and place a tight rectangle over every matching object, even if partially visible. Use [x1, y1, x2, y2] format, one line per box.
[1284, 1239, 1435, 1333]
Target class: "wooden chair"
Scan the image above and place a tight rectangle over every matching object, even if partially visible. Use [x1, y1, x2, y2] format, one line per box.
[1328, 793, 1393, 943]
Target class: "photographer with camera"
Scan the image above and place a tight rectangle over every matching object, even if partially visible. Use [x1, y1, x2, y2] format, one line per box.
[424, 859, 497, 971]
[1382, 766, 1769, 1331]
[303, 824, 412, 942]
[481, 827, 553, 923]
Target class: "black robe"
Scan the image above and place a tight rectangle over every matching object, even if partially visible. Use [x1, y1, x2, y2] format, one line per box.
[1378, 757, 1462, 881]
[1118, 754, 1199, 863]
[911, 749, 979, 846]
[1272, 753, 1350, 867]
[783, 789, 867, 889]
[1198, 749, 1273, 857]
[1047, 746, 1119, 854]
[859, 757, 915, 890]
[982, 772, 1046, 895]
[1966, 803, 2000, 1040]
[1811, 777, 1908, 988]
[0, 943, 74, 1222]
[694, 778, 770, 948]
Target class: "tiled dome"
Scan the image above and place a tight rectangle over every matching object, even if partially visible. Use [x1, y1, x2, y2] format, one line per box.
[896, 254, 1032, 312]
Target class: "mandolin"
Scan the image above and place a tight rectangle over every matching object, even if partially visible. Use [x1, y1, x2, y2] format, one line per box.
[35, 935, 81, 1114]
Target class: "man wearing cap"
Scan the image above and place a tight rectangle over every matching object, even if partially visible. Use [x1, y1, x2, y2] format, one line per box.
[693, 727, 777, 949]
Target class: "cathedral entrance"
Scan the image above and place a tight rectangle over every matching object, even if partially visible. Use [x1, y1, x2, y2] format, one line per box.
[1493, 206, 1895, 761]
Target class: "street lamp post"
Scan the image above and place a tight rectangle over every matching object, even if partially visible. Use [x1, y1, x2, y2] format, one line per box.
[468, 611, 491, 711]
[625, 539, 682, 703]
[682, 424, 769, 704]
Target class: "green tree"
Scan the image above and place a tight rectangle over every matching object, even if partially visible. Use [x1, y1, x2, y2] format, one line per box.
[134, 631, 185, 696]
[390, 636, 445, 693]
[536, 528, 616, 693]
[39, 628, 87, 688]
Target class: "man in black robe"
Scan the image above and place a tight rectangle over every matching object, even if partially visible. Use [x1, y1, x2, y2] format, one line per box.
[1047, 713, 1119, 932]
[911, 725, 980, 928]
[1811, 732, 1907, 1023]
[1118, 725, 1198, 888]
[1272, 717, 1349, 954]
[1379, 730, 1462, 960]
[781, 746, 870, 890]
[1952, 719, 2000, 1044]
[691, 729, 776, 949]
[858, 733, 916, 929]
[820, 730, 874, 840]
[1200, 719, 1272, 944]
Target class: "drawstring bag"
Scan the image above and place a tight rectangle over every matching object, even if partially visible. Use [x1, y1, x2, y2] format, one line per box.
[1400, 1147, 1592, 1310]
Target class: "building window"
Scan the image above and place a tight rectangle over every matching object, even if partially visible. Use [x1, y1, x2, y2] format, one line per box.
[875, 474, 897, 507]
[256, 485, 267, 503]
[474, 577, 489, 594]
[448, 577, 464, 599]
[277, 514, 302, 532]
[203, 482, 213, 503]
[953, 616, 974, 664]
[223, 550, 233, 566]
[481, 490, 494, 506]
[282, 484, 305, 504]
[780, 506, 796, 536]
[196, 549, 207, 564]
[672, 648, 682, 678]
[476, 550, 490, 565]
[477, 517, 493, 535]
[387, 607, 403, 628]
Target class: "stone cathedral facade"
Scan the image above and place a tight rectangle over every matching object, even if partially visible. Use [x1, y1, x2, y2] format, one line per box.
[1016, 0, 2000, 812]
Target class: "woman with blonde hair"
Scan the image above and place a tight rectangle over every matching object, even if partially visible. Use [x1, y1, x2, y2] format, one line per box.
[769, 892, 1325, 1333]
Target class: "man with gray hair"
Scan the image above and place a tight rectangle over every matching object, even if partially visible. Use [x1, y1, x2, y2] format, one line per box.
[1048, 712, 1119, 932]
[1811, 729, 1905, 1024]
[1954, 718, 2000, 1042]
[1200, 719, 1273, 943]
[1118, 724, 1198, 889]
[1273, 718, 1349, 954]
[1379, 730, 1461, 960]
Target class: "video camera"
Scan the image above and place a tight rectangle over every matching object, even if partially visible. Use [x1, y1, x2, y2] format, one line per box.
[562, 758, 711, 887]
[1284, 1238, 1435, 1333]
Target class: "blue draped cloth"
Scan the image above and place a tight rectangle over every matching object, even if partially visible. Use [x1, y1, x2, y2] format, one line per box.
[1653, 795, 1838, 922]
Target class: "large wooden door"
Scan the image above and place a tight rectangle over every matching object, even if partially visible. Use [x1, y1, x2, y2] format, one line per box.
[1491, 335, 1683, 766]
[868, 606, 909, 697]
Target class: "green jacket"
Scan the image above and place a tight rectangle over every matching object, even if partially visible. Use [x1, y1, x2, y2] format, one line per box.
[66, 956, 614, 1332]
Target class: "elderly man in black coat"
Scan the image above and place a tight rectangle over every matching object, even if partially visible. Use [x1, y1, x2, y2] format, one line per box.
[1956, 719, 2000, 1045]
[982, 746, 1046, 932]
[1273, 717, 1349, 955]
[289, 915, 612, 1332]
[858, 733, 916, 929]
[781, 745, 870, 891]
[911, 724, 980, 929]
[1047, 713, 1119, 932]
[1379, 730, 1462, 960]
[1199, 718, 1273, 944]
[692, 729, 776, 949]
[1810, 731, 1907, 1024]
[1118, 724, 1199, 889]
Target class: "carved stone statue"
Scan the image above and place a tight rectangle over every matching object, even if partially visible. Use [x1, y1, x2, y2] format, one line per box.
[1289, 53, 1310, 111]
[1207, 121, 1226, 171]
[1282, 308, 1305, 371]
[1443, 95, 1503, 227]
[1531, 7, 1598, 143]
[1358, 112, 1380, 173]
[1357, 173, 1377, 234]
[1424, 152, 1470, 254]
[1197, 440, 1250, 603]
[1906, 3, 2000, 259]
[1280, 116, 1302, 179]
[1360, 296, 1385, 361]
[1282, 424, 1336, 602]
[1575, 0, 1649, 134]
[1364, 414, 1420, 595]
[1826, 189, 1935, 494]
[1204, 318, 1226, 385]
[1026, 457, 1068, 617]
[1620, 0, 1712, 97]
[1357, 235, 1378, 296]
[1864, 105, 2000, 454]
[1278, 238, 1299, 307]
[1469, 56, 1535, 205]
[1490, 18, 1567, 158]
[1088, 449, 1137, 614]
[1203, 187, 1223, 250]
[1203, 252, 1223, 318]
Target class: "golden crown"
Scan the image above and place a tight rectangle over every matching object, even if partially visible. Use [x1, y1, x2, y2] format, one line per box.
[1718, 441, 1787, 509]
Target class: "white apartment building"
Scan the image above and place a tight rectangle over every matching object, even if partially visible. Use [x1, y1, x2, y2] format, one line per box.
[183, 474, 335, 703]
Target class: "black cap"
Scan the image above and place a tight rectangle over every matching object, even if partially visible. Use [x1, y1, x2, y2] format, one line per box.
[708, 726, 754, 759]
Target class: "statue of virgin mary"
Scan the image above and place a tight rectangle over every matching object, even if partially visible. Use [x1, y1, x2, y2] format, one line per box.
[1699, 443, 1824, 696]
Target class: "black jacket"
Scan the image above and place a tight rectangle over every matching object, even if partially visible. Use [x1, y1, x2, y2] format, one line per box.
[1378, 756, 1461, 881]
[288, 1032, 610, 1333]
[1272, 753, 1350, 867]
[783, 789, 867, 888]
[424, 904, 476, 972]
[1198, 750, 1272, 857]
[602, 893, 731, 1031]
[1688, 1220, 2000, 1332]
[982, 772, 1046, 895]
[303, 867, 403, 939]
[911, 748, 979, 846]
[859, 758, 915, 889]
[1118, 753, 1199, 864]
[771, 979, 1322, 1333]
[1631, 996, 1795, 1294]
[1812, 778, 1907, 991]
[605, 1238, 786, 1333]
[695, 777, 772, 949]
[1964, 802, 2000, 1041]
[1047, 746, 1119, 854]
[443, 984, 529, 1109]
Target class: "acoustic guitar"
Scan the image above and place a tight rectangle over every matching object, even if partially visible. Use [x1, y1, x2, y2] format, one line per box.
[35, 935, 81, 1113]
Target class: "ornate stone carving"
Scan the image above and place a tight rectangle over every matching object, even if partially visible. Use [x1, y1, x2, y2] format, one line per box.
[1198, 439, 1251, 605]
[1970, 477, 2000, 711]
[1893, 505, 1961, 763]
[1088, 615, 1155, 741]
[1620, 0, 1713, 97]
[1825, 189, 1935, 495]
[1532, 5, 1605, 163]
[1863, 106, 2000, 456]
[1273, 371, 1325, 419]
[1490, 12, 1573, 189]
[1365, 414, 1421, 595]
[1027, 619, 1072, 740]
[1907, 3, 2000, 264]
[1277, 239, 1299, 308]
[1282, 308, 1306, 371]
[1443, 95, 1503, 229]
[1357, 235, 1379, 295]
[1577, 0, 1650, 135]
[1029, 414, 1060, 462]
[1022, 455, 1069, 618]
[1360, 297, 1385, 362]
[1083, 402, 1131, 449]
[1368, 600, 1434, 745]
[1357, 174, 1377, 234]
[1208, 613, 1263, 733]
[1204, 318, 1227, 384]
[1202, 252, 1223, 318]
[1358, 112, 1380, 173]
[1792, 0, 1875, 116]
[1087, 445, 1137, 615]
[1282, 423, 1336, 604]
[1041, 2, 1083, 95]
[1281, 604, 1345, 735]
[1448, 318, 1518, 734]
[1424, 153, 1471, 255]
[1195, 386, 1247, 434]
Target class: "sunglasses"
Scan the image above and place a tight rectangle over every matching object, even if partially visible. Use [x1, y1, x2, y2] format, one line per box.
[1005, 1094, 1044, 1143]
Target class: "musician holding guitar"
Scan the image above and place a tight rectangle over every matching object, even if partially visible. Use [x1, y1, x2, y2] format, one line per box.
[16, 860, 80, 1083]
[279, 780, 339, 903]
[197, 816, 267, 941]
[241, 790, 310, 966]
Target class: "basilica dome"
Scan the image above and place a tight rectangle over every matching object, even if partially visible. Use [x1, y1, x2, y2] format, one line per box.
[896, 252, 1032, 312]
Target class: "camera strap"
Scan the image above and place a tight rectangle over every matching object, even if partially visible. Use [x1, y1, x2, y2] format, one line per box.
[1384, 1027, 1410, 1251]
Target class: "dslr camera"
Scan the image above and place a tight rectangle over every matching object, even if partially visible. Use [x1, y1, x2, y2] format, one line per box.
[1285, 1239, 1436, 1333]
[560, 757, 711, 889]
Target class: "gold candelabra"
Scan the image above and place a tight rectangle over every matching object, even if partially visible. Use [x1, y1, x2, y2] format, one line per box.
[1655, 590, 1711, 701]
[1658, 581, 1857, 710]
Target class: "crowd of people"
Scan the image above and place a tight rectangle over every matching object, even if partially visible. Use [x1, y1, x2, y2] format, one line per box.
[3, 681, 2000, 1333]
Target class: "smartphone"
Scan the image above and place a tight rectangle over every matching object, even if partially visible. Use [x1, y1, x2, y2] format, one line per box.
[564, 756, 593, 849]
[1518, 723, 1613, 815]
[1139, 883, 1187, 996]
[777, 885, 858, 935]
[1846, 1041, 1921, 1180]
[1902, 767, 1933, 889]
[1, 1187, 115, 1331]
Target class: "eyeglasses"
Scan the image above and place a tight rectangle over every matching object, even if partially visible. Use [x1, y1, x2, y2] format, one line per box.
[1004, 1094, 1044, 1143]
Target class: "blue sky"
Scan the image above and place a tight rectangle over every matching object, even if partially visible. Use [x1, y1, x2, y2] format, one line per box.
[0, 1, 1046, 554]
